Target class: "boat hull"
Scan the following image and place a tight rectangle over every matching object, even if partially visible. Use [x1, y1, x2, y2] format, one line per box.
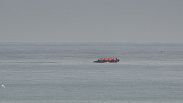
[93, 60, 119, 63]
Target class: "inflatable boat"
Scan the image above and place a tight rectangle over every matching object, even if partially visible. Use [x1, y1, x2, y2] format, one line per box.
[93, 57, 119, 63]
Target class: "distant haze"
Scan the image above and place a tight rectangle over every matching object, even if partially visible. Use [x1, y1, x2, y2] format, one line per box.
[0, 0, 183, 43]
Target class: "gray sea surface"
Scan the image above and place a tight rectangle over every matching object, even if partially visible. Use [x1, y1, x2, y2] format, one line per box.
[0, 42, 183, 103]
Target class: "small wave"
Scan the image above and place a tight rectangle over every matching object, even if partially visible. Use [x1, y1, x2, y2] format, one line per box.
[117, 60, 183, 66]
[0, 61, 57, 64]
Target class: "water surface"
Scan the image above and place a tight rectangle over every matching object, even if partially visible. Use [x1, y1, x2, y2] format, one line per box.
[0, 42, 183, 103]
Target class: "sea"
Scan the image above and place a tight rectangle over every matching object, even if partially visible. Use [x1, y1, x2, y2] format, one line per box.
[0, 42, 183, 103]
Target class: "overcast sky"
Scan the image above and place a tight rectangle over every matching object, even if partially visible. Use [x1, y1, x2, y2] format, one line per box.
[0, 0, 183, 42]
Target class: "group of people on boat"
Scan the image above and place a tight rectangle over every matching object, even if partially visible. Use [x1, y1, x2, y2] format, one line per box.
[94, 57, 120, 63]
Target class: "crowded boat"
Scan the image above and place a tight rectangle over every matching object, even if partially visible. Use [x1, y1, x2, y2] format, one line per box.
[93, 57, 120, 63]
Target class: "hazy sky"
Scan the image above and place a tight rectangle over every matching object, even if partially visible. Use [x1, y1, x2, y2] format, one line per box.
[0, 0, 183, 42]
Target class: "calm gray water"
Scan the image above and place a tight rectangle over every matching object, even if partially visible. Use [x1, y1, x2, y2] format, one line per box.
[0, 42, 183, 103]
